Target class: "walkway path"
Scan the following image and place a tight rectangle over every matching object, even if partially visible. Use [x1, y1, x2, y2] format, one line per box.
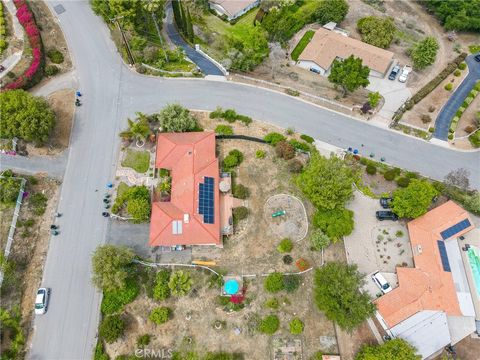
[164, 1, 224, 76]
[0, 0, 24, 79]
[434, 54, 480, 140]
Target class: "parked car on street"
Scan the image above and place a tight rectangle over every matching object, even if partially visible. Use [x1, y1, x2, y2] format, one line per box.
[398, 65, 412, 83]
[376, 210, 398, 221]
[388, 65, 400, 80]
[474, 54, 480, 62]
[0, 65, 5, 73]
[379, 197, 393, 209]
[34, 287, 51, 315]
[372, 271, 392, 294]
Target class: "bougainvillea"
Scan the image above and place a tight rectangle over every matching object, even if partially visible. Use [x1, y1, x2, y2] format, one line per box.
[5, 0, 43, 90]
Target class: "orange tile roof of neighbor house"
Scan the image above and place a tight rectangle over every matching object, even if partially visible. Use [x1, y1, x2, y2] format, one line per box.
[298, 28, 394, 74]
[375, 201, 475, 328]
[149, 132, 221, 247]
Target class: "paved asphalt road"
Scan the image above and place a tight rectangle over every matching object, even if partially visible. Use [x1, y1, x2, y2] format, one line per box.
[434, 54, 480, 140]
[25, 1, 479, 360]
[164, 2, 224, 76]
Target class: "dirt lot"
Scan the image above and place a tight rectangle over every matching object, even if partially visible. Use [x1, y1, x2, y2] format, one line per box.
[401, 67, 469, 130]
[0, 174, 60, 358]
[24, 89, 75, 156]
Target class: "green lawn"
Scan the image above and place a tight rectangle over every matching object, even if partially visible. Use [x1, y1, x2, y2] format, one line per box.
[291, 30, 315, 61]
[121, 149, 150, 173]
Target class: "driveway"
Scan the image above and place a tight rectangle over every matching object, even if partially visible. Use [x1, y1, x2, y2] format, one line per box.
[434, 54, 480, 140]
[164, 2, 224, 76]
[344, 192, 413, 297]
[368, 70, 411, 125]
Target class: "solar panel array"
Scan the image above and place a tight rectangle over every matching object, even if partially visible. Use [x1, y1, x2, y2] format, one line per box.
[437, 240, 451, 272]
[440, 218, 471, 240]
[199, 177, 214, 224]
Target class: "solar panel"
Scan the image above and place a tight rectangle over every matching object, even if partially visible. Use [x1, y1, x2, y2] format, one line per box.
[198, 177, 215, 224]
[437, 240, 451, 272]
[440, 218, 471, 240]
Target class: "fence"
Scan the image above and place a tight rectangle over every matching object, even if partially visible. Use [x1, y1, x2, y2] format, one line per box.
[0, 176, 26, 285]
[215, 134, 266, 143]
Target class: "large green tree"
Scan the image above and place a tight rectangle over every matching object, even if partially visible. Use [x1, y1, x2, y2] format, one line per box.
[314, 262, 375, 332]
[91, 0, 142, 25]
[355, 338, 421, 360]
[424, 0, 480, 33]
[227, 25, 269, 72]
[328, 55, 370, 96]
[91, 245, 135, 291]
[314, 0, 349, 25]
[392, 179, 438, 218]
[357, 16, 396, 49]
[410, 37, 439, 70]
[155, 104, 198, 132]
[296, 153, 355, 210]
[0, 90, 55, 144]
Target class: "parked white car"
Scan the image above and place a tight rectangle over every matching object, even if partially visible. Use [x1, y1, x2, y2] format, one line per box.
[398, 65, 412, 83]
[372, 271, 392, 294]
[34, 287, 50, 315]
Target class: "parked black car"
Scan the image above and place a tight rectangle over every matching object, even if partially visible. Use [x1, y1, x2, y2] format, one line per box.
[379, 197, 393, 209]
[376, 211, 398, 221]
[474, 54, 480, 62]
[388, 65, 400, 80]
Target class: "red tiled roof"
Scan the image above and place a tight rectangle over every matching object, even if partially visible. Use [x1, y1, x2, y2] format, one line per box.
[149, 132, 221, 246]
[375, 201, 474, 327]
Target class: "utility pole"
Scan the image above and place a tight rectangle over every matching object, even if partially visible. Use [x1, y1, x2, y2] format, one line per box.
[151, 12, 169, 63]
[110, 16, 135, 65]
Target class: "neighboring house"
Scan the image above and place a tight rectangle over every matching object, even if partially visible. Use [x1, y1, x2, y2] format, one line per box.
[209, 0, 260, 21]
[149, 132, 237, 247]
[297, 26, 394, 78]
[375, 201, 480, 359]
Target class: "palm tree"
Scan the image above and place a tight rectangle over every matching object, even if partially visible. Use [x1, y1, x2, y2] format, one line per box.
[119, 117, 151, 141]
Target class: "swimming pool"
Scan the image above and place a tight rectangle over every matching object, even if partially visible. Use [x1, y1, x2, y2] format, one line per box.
[467, 247, 480, 297]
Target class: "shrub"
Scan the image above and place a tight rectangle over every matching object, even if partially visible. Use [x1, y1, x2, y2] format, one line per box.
[410, 37, 439, 70]
[233, 184, 249, 199]
[448, 133, 454, 140]
[30, 193, 48, 215]
[99, 315, 125, 343]
[277, 238, 293, 253]
[168, 270, 193, 297]
[92, 245, 134, 291]
[357, 16, 396, 49]
[283, 255, 293, 265]
[289, 318, 304, 335]
[392, 179, 438, 218]
[366, 164, 377, 175]
[295, 258, 310, 272]
[126, 198, 150, 223]
[300, 134, 314, 144]
[264, 272, 285, 293]
[264, 132, 286, 146]
[444, 83, 453, 91]
[101, 279, 139, 315]
[289, 139, 310, 152]
[288, 159, 303, 173]
[232, 206, 249, 224]
[215, 125, 233, 135]
[155, 104, 198, 132]
[368, 91, 381, 107]
[44, 65, 59, 76]
[428, 105, 436, 112]
[275, 141, 295, 160]
[310, 228, 331, 251]
[153, 269, 171, 301]
[137, 334, 151, 346]
[315, 0, 349, 25]
[283, 275, 300, 293]
[223, 149, 244, 170]
[313, 208, 354, 241]
[47, 48, 64, 64]
[258, 315, 280, 335]
[428, 127, 435, 133]
[458, 62, 466, 70]
[396, 177, 411, 188]
[255, 150, 265, 159]
[383, 170, 395, 181]
[264, 298, 279, 310]
[149, 307, 171, 325]
[421, 114, 432, 123]
[454, 69, 461, 76]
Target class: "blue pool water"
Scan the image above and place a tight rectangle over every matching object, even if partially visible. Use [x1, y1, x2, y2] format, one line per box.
[467, 247, 480, 297]
[224, 279, 240, 295]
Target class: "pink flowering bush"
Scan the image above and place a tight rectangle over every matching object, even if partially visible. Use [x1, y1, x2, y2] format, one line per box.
[5, 0, 44, 90]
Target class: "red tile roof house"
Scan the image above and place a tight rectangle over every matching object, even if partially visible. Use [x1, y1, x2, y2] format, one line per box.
[149, 131, 237, 248]
[374, 201, 479, 359]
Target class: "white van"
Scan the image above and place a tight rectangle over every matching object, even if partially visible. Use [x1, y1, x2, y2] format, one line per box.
[372, 271, 392, 294]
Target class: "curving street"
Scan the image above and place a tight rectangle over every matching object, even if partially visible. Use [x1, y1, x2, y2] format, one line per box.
[22, 1, 480, 359]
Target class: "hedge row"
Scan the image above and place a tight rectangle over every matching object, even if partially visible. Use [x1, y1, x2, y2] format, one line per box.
[0, 2, 7, 53]
[392, 52, 467, 122]
[4, 0, 44, 90]
[450, 81, 480, 134]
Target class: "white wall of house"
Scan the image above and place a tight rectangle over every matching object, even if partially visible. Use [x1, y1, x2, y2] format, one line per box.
[297, 60, 326, 75]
